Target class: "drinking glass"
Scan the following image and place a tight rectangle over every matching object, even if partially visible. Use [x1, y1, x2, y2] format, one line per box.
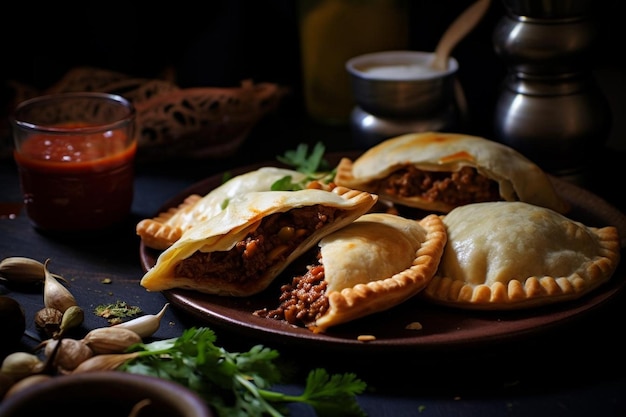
[11, 92, 137, 232]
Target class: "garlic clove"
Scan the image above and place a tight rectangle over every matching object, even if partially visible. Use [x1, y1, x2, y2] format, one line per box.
[0, 256, 65, 285]
[54, 305, 85, 339]
[113, 303, 169, 338]
[43, 338, 94, 372]
[82, 327, 143, 354]
[0, 352, 45, 380]
[43, 259, 77, 313]
[71, 352, 140, 374]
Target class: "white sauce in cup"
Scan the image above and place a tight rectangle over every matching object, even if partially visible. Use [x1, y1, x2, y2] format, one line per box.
[363, 64, 443, 80]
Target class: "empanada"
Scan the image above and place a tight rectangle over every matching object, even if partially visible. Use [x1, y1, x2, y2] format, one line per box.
[137, 167, 309, 250]
[256, 212, 447, 333]
[140, 186, 377, 296]
[335, 132, 569, 214]
[422, 201, 621, 310]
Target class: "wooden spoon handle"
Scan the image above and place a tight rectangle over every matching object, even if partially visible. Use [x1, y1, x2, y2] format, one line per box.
[431, 0, 492, 71]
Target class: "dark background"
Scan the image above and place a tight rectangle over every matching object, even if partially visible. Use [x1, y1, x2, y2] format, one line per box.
[2, 0, 625, 150]
[1, 4, 625, 415]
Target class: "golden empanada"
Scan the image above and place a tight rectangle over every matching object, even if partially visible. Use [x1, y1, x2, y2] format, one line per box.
[335, 132, 569, 214]
[137, 167, 309, 250]
[257, 212, 447, 333]
[422, 201, 621, 310]
[140, 186, 377, 296]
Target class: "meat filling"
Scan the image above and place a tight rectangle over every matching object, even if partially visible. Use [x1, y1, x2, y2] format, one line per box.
[380, 165, 501, 206]
[174, 205, 342, 286]
[255, 253, 328, 326]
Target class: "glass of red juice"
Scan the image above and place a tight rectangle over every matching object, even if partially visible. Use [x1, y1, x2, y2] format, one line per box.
[11, 92, 137, 232]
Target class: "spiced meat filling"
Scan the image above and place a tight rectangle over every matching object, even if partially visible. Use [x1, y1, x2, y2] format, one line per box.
[255, 252, 329, 326]
[379, 165, 501, 206]
[174, 205, 343, 286]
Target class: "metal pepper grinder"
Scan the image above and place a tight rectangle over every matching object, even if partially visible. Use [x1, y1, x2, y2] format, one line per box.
[492, 0, 612, 181]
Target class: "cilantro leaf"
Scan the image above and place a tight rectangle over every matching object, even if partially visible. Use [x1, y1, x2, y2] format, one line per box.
[266, 368, 367, 417]
[272, 142, 336, 191]
[276, 142, 330, 174]
[270, 175, 301, 192]
[119, 327, 367, 417]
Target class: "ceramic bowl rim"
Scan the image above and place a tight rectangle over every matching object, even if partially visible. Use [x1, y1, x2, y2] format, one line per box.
[346, 50, 459, 81]
[0, 371, 213, 417]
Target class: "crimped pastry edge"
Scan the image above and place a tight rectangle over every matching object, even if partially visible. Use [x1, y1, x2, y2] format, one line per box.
[422, 225, 621, 310]
[136, 194, 202, 250]
[312, 213, 447, 332]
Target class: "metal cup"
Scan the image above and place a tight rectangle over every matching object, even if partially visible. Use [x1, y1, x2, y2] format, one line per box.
[346, 50, 461, 148]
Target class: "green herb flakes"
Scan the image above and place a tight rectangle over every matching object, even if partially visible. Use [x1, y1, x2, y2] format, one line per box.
[94, 300, 142, 324]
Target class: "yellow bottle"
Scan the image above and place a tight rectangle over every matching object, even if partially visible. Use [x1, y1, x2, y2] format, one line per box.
[298, 0, 409, 125]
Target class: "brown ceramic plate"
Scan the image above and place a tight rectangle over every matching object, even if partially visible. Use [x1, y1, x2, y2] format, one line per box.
[139, 153, 626, 353]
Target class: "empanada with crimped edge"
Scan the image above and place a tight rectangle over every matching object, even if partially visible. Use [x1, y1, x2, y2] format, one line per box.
[422, 201, 621, 310]
[335, 131, 569, 214]
[312, 213, 447, 332]
[137, 167, 309, 250]
[140, 186, 377, 297]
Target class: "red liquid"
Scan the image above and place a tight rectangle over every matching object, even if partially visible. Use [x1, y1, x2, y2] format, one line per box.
[14, 128, 136, 232]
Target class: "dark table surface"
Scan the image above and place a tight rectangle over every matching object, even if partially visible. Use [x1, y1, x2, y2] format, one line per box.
[1, 112, 625, 417]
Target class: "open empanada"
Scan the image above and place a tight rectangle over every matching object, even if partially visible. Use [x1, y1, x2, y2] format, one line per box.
[335, 132, 569, 214]
[140, 186, 377, 296]
[137, 167, 309, 250]
[422, 201, 621, 310]
[256, 212, 447, 333]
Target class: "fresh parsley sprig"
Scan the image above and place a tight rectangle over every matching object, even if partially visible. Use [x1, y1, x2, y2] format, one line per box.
[273, 142, 336, 191]
[120, 327, 367, 417]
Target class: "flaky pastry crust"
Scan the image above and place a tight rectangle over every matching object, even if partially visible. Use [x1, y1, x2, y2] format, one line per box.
[422, 202, 621, 310]
[140, 186, 378, 297]
[136, 167, 309, 250]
